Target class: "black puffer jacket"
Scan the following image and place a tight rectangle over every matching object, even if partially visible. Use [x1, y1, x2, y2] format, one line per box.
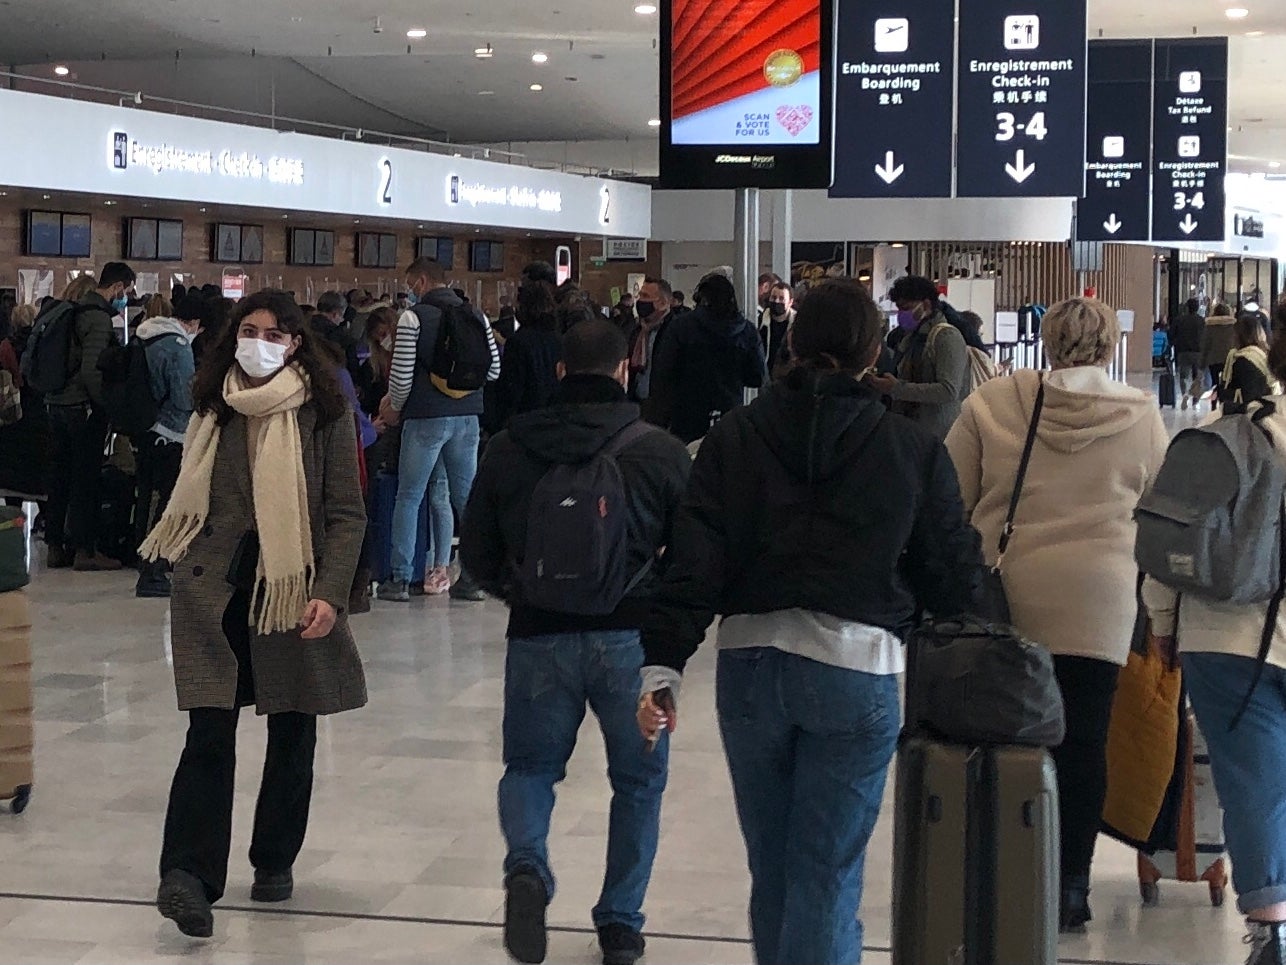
[641, 369, 984, 672]
[649, 305, 767, 443]
[461, 374, 692, 639]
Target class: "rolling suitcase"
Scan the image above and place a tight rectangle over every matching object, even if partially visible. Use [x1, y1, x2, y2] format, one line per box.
[1158, 369, 1178, 408]
[369, 471, 429, 585]
[1138, 709, 1229, 908]
[892, 737, 1059, 965]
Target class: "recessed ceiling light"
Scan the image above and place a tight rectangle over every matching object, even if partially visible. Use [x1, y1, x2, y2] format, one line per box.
[41, 194, 49, 200]
[53, 65, 70, 76]
[474, 44, 494, 59]
[647, 118, 661, 128]
[104, 200, 115, 206]
[478, 89, 496, 96]
[1225, 7, 1250, 18]
[531, 51, 548, 64]
[530, 83, 543, 91]
[1247, 29, 1265, 36]
[635, 3, 658, 13]
[407, 28, 427, 39]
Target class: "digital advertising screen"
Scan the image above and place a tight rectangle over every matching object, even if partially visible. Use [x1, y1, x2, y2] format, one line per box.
[660, 0, 835, 189]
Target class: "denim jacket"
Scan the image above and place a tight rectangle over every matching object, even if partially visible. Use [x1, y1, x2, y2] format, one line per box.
[134, 317, 195, 441]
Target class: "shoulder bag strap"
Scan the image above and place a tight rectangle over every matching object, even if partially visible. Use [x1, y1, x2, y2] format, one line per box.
[996, 376, 1045, 568]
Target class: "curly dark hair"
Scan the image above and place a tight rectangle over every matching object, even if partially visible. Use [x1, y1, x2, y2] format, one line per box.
[191, 289, 348, 427]
[888, 274, 940, 306]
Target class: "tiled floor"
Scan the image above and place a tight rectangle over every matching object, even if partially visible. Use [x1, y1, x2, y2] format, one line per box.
[0, 549, 1252, 965]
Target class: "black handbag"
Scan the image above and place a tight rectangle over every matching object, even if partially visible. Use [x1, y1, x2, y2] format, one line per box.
[976, 377, 1045, 624]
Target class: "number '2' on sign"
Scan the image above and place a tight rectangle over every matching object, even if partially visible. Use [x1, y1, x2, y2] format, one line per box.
[995, 112, 1047, 142]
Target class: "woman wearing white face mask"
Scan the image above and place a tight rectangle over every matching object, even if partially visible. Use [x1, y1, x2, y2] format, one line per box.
[141, 290, 367, 939]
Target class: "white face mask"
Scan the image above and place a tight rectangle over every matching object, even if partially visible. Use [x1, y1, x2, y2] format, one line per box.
[236, 337, 289, 379]
[380, 334, 394, 352]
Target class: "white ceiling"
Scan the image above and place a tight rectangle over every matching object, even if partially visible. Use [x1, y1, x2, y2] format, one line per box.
[0, 0, 1283, 172]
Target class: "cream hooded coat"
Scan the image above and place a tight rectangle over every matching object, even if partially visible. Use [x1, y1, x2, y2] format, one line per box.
[946, 368, 1169, 665]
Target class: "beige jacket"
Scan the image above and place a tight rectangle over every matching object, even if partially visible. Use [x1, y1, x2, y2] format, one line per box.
[946, 368, 1169, 665]
[1144, 399, 1286, 671]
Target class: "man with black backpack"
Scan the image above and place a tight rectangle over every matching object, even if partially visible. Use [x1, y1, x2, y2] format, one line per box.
[378, 257, 499, 603]
[460, 319, 691, 965]
[30, 262, 135, 571]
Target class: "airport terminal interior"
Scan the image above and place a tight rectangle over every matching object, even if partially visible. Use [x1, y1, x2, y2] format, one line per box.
[0, 1, 1285, 964]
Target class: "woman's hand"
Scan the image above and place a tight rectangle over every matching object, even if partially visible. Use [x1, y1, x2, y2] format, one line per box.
[637, 689, 678, 745]
[299, 599, 337, 640]
[865, 372, 899, 395]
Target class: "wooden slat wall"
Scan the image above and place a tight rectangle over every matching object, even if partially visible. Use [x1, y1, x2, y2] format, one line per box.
[907, 241, 1141, 311]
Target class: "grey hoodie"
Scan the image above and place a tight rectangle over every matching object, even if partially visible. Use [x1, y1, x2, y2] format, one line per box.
[134, 317, 195, 441]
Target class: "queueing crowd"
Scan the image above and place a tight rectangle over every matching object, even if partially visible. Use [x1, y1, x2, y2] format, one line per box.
[7, 260, 1286, 965]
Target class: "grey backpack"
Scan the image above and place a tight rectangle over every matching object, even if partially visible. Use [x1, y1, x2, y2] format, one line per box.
[1135, 403, 1286, 604]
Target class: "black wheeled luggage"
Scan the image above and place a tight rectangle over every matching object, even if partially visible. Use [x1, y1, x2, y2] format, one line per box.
[892, 737, 1059, 965]
[1159, 369, 1178, 408]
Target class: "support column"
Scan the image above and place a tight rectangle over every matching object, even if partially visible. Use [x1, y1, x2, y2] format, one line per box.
[770, 189, 794, 288]
[732, 187, 761, 320]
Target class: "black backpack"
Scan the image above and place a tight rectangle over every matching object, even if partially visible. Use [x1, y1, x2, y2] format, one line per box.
[19, 300, 82, 395]
[425, 303, 493, 399]
[97, 333, 177, 436]
[518, 421, 657, 616]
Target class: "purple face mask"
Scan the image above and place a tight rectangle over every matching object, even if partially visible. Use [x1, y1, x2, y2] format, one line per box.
[896, 309, 919, 331]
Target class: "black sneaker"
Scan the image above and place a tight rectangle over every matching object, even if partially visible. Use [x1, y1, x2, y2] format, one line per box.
[46, 545, 74, 570]
[598, 924, 645, 965]
[449, 570, 486, 602]
[503, 870, 548, 964]
[251, 869, 293, 903]
[157, 869, 214, 938]
[377, 579, 410, 603]
[1059, 876, 1092, 934]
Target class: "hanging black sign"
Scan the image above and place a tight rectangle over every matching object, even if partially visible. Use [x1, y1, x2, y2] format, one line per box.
[830, 0, 956, 198]
[1077, 40, 1153, 243]
[1151, 38, 1228, 243]
[955, 0, 1088, 197]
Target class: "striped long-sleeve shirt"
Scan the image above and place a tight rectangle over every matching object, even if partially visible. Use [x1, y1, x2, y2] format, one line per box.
[388, 296, 500, 412]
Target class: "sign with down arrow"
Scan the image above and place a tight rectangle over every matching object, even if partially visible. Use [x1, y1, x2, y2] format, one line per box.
[1077, 40, 1153, 243]
[829, 0, 955, 199]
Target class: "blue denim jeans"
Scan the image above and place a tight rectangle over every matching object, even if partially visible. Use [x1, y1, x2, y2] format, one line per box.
[499, 631, 669, 930]
[1184, 652, 1286, 914]
[717, 648, 900, 965]
[392, 416, 479, 582]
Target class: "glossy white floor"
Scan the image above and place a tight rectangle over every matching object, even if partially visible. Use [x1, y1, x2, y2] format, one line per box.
[0, 548, 1250, 965]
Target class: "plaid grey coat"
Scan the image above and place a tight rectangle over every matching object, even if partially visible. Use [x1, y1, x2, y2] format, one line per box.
[168, 403, 368, 715]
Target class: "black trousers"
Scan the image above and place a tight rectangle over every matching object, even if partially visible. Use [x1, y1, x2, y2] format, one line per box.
[1051, 654, 1121, 883]
[133, 432, 183, 550]
[44, 404, 108, 553]
[159, 589, 317, 903]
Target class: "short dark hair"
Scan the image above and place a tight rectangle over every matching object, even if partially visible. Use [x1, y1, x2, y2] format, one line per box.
[695, 272, 739, 320]
[562, 319, 628, 377]
[769, 282, 793, 297]
[1186, 298, 1201, 314]
[673, 291, 686, 304]
[522, 261, 558, 286]
[791, 279, 883, 373]
[316, 291, 345, 316]
[406, 257, 446, 284]
[99, 262, 136, 289]
[889, 275, 939, 306]
[759, 272, 782, 287]
[174, 295, 206, 323]
[642, 276, 674, 300]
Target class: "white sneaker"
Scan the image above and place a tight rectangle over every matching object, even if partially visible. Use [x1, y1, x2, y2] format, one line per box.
[424, 566, 452, 596]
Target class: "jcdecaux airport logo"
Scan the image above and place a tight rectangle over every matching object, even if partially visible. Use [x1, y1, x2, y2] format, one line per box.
[107, 130, 305, 186]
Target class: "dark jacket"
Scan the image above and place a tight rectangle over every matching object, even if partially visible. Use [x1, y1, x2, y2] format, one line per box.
[47, 292, 116, 408]
[0, 328, 49, 497]
[461, 374, 692, 640]
[649, 305, 767, 443]
[398, 289, 499, 421]
[641, 370, 984, 673]
[494, 325, 562, 429]
[1171, 312, 1205, 355]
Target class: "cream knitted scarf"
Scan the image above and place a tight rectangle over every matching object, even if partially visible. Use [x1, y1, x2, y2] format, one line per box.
[140, 363, 314, 635]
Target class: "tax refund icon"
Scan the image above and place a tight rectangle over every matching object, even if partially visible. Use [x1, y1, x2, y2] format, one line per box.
[1004, 15, 1040, 50]
[875, 17, 910, 54]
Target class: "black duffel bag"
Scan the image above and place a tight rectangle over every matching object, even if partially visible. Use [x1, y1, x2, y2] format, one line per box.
[906, 617, 1066, 748]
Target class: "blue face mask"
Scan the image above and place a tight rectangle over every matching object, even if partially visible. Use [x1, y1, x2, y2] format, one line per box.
[111, 295, 129, 315]
[896, 309, 919, 331]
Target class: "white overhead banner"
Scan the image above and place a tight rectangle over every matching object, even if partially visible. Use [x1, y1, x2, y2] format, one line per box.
[0, 88, 651, 238]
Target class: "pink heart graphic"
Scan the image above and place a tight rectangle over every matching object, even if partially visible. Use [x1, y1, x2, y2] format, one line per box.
[775, 105, 814, 137]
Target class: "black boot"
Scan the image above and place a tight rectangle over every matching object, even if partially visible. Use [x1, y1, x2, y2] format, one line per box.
[136, 559, 172, 599]
[1060, 875, 1092, 934]
[1246, 921, 1286, 965]
[157, 869, 214, 938]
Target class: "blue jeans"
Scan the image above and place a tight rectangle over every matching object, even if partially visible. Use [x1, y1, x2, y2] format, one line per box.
[425, 460, 452, 568]
[1184, 652, 1286, 913]
[499, 631, 669, 930]
[392, 416, 479, 582]
[717, 648, 900, 965]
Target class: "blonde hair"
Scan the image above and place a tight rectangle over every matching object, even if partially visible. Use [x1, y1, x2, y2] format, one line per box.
[1043, 297, 1121, 370]
[11, 304, 36, 330]
[61, 274, 97, 302]
[143, 293, 172, 320]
